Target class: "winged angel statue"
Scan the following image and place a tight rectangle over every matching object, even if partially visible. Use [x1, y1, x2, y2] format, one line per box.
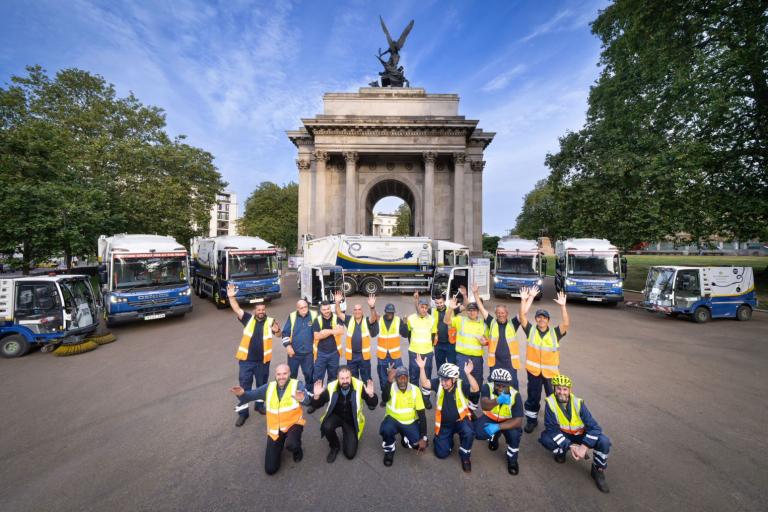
[369, 16, 414, 88]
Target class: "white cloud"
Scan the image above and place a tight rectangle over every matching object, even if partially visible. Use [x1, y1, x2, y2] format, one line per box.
[518, 9, 573, 43]
[481, 64, 527, 92]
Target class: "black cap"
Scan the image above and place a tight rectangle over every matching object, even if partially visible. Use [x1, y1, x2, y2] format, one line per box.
[534, 309, 550, 319]
[384, 304, 396, 313]
[466, 302, 479, 311]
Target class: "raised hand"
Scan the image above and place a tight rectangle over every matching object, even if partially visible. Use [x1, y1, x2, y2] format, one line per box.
[415, 353, 426, 369]
[230, 386, 245, 397]
[458, 285, 468, 299]
[293, 388, 306, 403]
[226, 283, 238, 298]
[271, 321, 281, 334]
[554, 291, 567, 306]
[364, 379, 375, 397]
[528, 285, 540, 298]
[334, 290, 343, 304]
[413, 291, 419, 300]
[367, 293, 376, 309]
[386, 363, 397, 383]
[448, 296, 458, 310]
[464, 358, 474, 375]
[313, 379, 324, 398]
[471, 282, 479, 297]
[519, 287, 530, 301]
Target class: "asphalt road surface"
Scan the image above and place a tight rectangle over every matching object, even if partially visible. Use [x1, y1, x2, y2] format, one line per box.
[1, 275, 766, 512]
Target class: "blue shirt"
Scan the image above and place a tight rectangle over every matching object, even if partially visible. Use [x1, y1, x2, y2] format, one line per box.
[543, 396, 602, 450]
[343, 316, 376, 354]
[313, 315, 341, 354]
[484, 314, 521, 368]
[240, 312, 265, 362]
[282, 311, 315, 355]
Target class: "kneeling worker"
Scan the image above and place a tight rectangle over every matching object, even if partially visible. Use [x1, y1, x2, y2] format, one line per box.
[310, 366, 378, 463]
[416, 355, 479, 473]
[379, 366, 428, 467]
[539, 374, 612, 493]
[474, 368, 523, 475]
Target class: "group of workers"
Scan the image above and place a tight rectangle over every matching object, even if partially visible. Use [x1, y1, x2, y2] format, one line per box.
[226, 282, 612, 493]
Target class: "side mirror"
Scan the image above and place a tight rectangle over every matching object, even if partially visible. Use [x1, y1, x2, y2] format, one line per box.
[541, 258, 548, 275]
[621, 257, 628, 276]
[98, 270, 107, 285]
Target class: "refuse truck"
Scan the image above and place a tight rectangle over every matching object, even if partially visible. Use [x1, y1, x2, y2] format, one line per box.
[493, 238, 546, 299]
[641, 266, 757, 322]
[554, 238, 627, 304]
[190, 235, 281, 309]
[0, 274, 101, 357]
[300, 235, 470, 295]
[98, 234, 192, 326]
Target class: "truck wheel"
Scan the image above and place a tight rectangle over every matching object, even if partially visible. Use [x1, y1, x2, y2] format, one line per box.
[1, 334, 31, 358]
[736, 305, 752, 321]
[213, 291, 227, 309]
[360, 278, 382, 295]
[693, 307, 711, 323]
[342, 276, 358, 296]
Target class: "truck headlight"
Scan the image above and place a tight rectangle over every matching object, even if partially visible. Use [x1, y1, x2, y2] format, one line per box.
[181, 288, 192, 296]
[493, 276, 500, 284]
[110, 295, 127, 303]
[536, 279, 543, 286]
[616, 281, 623, 288]
[109, 295, 118, 304]
[565, 279, 575, 286]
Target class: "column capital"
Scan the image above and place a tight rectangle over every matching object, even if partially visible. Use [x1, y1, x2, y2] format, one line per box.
[423, 151, 438, 164]
[296, 158, 311, 171]
[470, 160, 486, 172]
[314, 150, 330, 163]
[452, 152, 466, 164]
[343, 151, 359, 163]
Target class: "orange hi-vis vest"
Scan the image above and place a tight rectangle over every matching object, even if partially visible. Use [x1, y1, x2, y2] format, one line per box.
[435, 379, 470, 435]
[433, 308, 456, 345]
[265, 379, 306, 440]
[487, 319, 520, 369]
[377, 316, 402, 359]
[484, 382, 517, 422]
[525, 326, 560, 378]
[236, 315, 274, 362]
[345, 318, 372, 361]
[313, 314, 342, 360]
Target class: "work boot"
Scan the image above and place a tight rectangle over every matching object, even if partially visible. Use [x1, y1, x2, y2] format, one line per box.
[307, 405, 317, 414]
[255, 406, 266, 416]
[591, 466, 610, 493]
[326, 446, 340, 464]
[401, 437, 409, 449]
[379, 400, 387, 408]
[508, 460, 519, 475]
[524, 420, 537, 433]
[423, 396, 432, 410]
[292, 447, 303, 463]
[235, 415, 247, 427]
[383, 451, 394, 467]
[488, 433, 499, 451]
[461, 458, 472, 473]
[554, 451, 566, 464]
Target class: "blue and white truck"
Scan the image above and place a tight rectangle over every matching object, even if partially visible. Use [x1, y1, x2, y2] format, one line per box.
[1, 274, 100, 357]
[98, 234, 193, 326]
[493, 238, 546, 300]
[554, 238, 627, 304]
[642, 266, 757, 322]
[190, 235, 281, 309]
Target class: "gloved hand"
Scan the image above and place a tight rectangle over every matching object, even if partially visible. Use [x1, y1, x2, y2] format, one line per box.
[496, 393, 511, 405]
[483, 422, 501, 437]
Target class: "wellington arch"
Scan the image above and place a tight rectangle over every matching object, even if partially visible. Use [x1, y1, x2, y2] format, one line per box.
[288, 87, 494, 253]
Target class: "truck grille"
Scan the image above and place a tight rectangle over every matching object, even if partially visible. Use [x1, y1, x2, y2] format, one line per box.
[131, 297, 176, 308]
[578, 283, 612, 293]
[239, 285, 272, 294]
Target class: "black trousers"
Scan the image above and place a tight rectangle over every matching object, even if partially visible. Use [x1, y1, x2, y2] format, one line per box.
[321, 412, 358, 459]
[265, 425, 303, 475]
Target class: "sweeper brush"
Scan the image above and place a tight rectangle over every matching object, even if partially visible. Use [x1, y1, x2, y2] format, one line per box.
[52, 339, 99, 357]
[87, 332, 117, 345]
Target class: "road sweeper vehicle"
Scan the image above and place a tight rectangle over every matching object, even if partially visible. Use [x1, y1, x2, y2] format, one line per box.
[493, 238, 546, 299]
[554, 238, 627, 304]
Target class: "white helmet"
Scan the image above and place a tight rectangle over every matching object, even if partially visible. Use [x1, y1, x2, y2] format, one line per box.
[490, 368, 514, 384]
[438, 363, 460, 379]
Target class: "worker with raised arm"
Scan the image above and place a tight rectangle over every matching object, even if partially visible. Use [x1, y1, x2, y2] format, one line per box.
[335, 291, 378, 382]
[405, 296, 437, 409]
[373, 302, 410, 407]
[310, 300, 345, 412]
[473, 282, 522, 390]
[444, 293, 486, 400]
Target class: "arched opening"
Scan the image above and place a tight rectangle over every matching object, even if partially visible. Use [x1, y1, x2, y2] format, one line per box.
[365, 179, 416, 236]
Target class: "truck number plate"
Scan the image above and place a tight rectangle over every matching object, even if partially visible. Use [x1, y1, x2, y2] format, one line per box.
[249, 298, 259, 303]
[144, 313, 166, 321]
[586, 298, 602, 302]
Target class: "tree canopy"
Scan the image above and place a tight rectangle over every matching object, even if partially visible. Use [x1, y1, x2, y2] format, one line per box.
[239, 182, 299, 254]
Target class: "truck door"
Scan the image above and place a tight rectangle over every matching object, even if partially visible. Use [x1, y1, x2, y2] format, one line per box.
[300, 266, 311, 303]
[311, 268, 323, 305]
[673, 269, 701, 311]
[14, 281, 63, 334]
[447, 267, 468, 304]
[468, 259, 491, 301]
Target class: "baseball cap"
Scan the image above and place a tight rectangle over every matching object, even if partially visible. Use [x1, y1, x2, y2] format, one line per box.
[534, 309, 550, 319]
[466, 302, 479, 311]
[384, 303, 396, 313]
[418, 297, 430, 305]
[395, 367, 409, 378]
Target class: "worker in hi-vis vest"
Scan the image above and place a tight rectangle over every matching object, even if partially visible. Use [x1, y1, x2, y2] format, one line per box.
[335, 291, 378, 383]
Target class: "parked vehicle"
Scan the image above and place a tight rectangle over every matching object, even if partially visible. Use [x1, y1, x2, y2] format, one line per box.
[190, 235, 281, 309]
[98, 234, 192, 326]
[0, 274, 100, 357]
[555, 238, 627, 304]
[642, 266, 757, 322]
[493, 238, 546, 299]
[300, 264, 345, 306]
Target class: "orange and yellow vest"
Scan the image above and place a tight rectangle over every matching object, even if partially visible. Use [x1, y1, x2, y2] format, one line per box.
[313, 314, 342, 359]
[377, 316, 402, 359]
[345, 318, 372, 361]
[236, 315, 273, 362]
[484, 382, 517, 422]
[486, 319, 520, 369]
[435, 379, 470, 435]
[525, 326, 560, 378]
[265, 379, 306, 440]
[545, 393, 585, 435]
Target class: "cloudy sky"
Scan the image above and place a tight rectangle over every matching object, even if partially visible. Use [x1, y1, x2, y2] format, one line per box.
[1, 0, 609, 236]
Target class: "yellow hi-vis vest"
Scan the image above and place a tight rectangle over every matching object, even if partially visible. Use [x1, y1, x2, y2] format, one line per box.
[545, 393, 585, 435]
[385, 383, 422, 424]
[313, 314, 342, 359]
[288, 310, 317, 342]
[345, 318, 372, 361]
[485, 382, 517, 422]
[322, 378, 366, 439]
[265, 379, 306, 440]
[455, 316, 485, 357]
[487, 319, 520, 369]
[525, 327, 560, 378]
[435, 379, 470, 435]
[407, 313, 434, 354]
[377, 316, 402, 359]
[236, 315, 273, 362]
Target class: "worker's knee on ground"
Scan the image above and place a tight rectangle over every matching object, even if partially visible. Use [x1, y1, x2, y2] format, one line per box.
[379, 419, 397, 437]
[538, 432, 557, 449]
[320, 421, 335, 437]
[285, 438, 301, 453]
[343, 445, 357, 459]
[504, 428, 522, 445]
[265, 461, 280, 475]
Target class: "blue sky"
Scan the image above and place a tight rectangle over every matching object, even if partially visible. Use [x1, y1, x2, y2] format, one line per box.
[1, 0, 609, 237]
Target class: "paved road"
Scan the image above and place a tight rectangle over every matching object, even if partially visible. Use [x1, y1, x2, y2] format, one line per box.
[1, 276, 766, 512]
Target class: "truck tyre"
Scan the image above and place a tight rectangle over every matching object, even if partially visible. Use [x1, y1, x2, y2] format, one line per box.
[693, 306, 711, 323]
[343, 276, 358, 296]
[360, 278, 382, 295]
[1, 334, 31, 358]
[213, 291, 227, 309]
[736, 305, 752, 321]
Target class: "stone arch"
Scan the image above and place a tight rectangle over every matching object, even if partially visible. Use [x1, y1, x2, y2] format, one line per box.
[362, 177, 420, 236]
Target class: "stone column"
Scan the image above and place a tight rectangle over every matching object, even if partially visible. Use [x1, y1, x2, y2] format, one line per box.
[296, 157, 312, 248]
[452, 152, 466, 244]
[314, 150, 329, 236]
[422, 152, 437, 239]
[470, 160, 486, 253]
[344, 151, 359, 234]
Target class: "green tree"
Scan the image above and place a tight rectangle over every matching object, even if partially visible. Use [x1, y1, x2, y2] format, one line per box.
[482, 233, 501, 253]
[240, 182, 299, 253]
[393, 203, 411, 236]
[514, 179, 560, 240]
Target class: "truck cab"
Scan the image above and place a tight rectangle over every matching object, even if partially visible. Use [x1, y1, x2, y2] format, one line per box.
[555, 238, 626, 304]
[300, 265, 345, 306]
[493, 239, 545, 299]
[431, 260, 491, 304]
[0, 275, 101, 358]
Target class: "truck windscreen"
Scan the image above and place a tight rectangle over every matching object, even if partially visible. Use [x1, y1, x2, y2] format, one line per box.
[113, 256, 188, 290]
[228, 253, 277, 279]
[496, 255, 537, 275]
[567, 254, 618, 277]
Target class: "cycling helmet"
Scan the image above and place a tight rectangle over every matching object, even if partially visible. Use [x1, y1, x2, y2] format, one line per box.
[437, 363, 460, 379]
[551, 374, 572, 388]
[490, 368, 514, 384]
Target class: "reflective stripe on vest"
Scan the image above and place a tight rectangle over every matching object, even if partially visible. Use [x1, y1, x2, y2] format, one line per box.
[377, 316, 402, 359]
[265, 379, 306, 440]
[525, 327, 560, 378]
[236, 316, 273, 362]
[545, 393, 585, 435]
[455, 316, 485, 356]
[487, 319, 520, 369]
[435, 379, 470, 434]
[289, 310, 317, 343]
[484, 382, 517, 422]
[407, 313, 434, 355]
[345, 318, 372, 361]
[322, 378, 366, 439]
[385, 383, 419, 425]
[313, 314, 342, 359]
